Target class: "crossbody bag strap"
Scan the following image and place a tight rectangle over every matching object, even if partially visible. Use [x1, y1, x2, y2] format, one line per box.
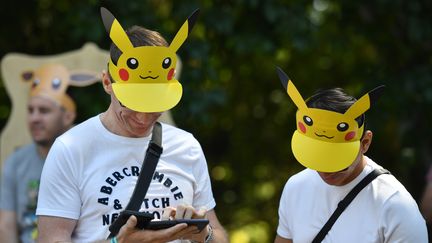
[125, 121, 163, 210]
[312, 168, 390, 243]
[108, 122, 163, 238]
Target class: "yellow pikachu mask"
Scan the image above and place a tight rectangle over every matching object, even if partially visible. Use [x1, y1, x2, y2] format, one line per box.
[100, 7, 199, 112]
[276, 67, 384, 172]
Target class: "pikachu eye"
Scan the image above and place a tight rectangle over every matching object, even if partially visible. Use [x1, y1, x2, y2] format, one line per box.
[52, 78, 61, 89]
[303, 116, 313, 126]
[127, 58, 139, 69]
[162, 57, 171, 69]
[337, 122, 349, 132]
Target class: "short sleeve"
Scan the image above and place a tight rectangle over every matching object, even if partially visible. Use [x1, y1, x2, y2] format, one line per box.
[380, 191, 428, 242]
[190, 138, 216, 211]
[0, 154, 17, 211]
[36, 139, 81, 219]
[276, 182, 293, 239]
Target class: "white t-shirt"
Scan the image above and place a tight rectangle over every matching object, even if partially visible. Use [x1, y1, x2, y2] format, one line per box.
[276, 157, 428, 243]
[36, 116, 216, 243]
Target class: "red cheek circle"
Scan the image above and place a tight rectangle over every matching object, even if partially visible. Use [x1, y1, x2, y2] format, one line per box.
[167, 68, 175, 80]
[119, 69, 129, 81]
[298, 122, 307, 133]
[345, 131, 356, 141]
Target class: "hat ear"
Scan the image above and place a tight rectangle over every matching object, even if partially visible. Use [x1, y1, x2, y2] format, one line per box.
[169, 9, 200, 52]
[100, 7, 134, 54]
[276, 66, 289, 90]
[69, 70, 100, 87]
[345, 85, 386, 118]
[367, 85, 385, 107]
[276, 66, 308, 111]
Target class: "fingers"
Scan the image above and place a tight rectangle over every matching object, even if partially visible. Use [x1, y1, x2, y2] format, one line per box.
[178, 205, 193, 219]
[116, 215, 138, 242]
[195, 206, 207, 219]
[175, 204, 196, 219]
[155, 223, 197, 242]
[163, 205, 208, 220]
[125, 215, 138, 228]
[162, 207, 176, 220]
[117, 212, 205, 243]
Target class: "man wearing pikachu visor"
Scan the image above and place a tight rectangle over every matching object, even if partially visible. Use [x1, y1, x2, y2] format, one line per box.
[37, 8, 228, 243]
[274, 67, 427, 243]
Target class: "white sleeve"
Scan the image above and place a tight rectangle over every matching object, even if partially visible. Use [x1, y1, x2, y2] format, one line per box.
[380, 191, 428, 243]
[36, 139, 81, 219]
[190, 138, 216, 211]
[276, 182, 293, 239]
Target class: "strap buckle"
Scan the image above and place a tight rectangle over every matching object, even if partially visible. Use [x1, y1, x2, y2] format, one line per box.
[148, 141, 163, 158]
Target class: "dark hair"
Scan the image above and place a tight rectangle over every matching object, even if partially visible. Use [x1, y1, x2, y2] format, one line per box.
[109, 25, 169, 65]
[306, 88, 365, 127]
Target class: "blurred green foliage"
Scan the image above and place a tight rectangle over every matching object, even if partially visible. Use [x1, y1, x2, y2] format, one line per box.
[1, 0, 432, 242]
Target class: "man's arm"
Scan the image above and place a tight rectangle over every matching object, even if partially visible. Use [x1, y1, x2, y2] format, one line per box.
[420, 181, 432, 223]
[37, 214, 204, 243]
[0, 154, 19, 243]
[37, 215, 77, 243]
[206, 209, 229, 243]
[0, 210, 18, 243]
[274, 235, 293, 243]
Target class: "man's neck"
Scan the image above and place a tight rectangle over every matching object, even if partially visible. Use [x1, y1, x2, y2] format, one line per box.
[36, 144, 51, 159]
[344, 155, 368, 184]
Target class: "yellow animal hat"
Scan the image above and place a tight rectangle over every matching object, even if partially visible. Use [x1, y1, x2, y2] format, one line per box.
[100, 7, 199, 112]
[22, 63, 100, 112]
[276, 67, 384, 172]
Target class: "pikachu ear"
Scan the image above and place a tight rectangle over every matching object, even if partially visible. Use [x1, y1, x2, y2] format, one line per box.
[367, 85, 385, 107]
[100, 7, 134, 53]
[169, 9, 200, 52]
[276, 66, 308, 110]
[345, 85, 385, 119]
[276, 66, 289, 90]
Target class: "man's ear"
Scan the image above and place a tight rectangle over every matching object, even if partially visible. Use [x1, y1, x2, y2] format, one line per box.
[63, 110, 76, 127]
[101, 71, 113, 95]
[360, 130, 373, 153]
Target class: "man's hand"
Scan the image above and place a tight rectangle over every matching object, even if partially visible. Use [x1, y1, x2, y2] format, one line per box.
[161, 205, 209, 243]
[115, 214, 198, 243]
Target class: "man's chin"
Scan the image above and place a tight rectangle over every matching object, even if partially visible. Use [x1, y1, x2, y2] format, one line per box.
[34, 139, 51, 147]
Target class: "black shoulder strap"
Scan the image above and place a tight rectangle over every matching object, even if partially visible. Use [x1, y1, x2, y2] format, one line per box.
[108, 122, 163, 238]
[312, 168, 390, 243]
[126, 122, 163, 210]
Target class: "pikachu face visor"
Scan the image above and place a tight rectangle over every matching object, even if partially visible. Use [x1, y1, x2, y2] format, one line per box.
[276, 67, 384, 172]
[101, 7, 199, 112]
[291, 109, 365, 173]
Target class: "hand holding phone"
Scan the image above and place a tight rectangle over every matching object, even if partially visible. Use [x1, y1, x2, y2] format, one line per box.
[120, 210, 154, 229]
[147, 218, 209, 232]
[121, 210, 209, 232]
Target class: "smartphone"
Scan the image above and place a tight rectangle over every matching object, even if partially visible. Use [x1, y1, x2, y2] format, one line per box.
[121, 210, 209, 232]
[147, 219, 209, 232]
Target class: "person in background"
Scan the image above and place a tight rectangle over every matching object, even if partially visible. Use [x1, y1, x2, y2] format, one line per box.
[420, 164, 432, 240]
[36, 8, 228, 243]
[0, 63, 99, 243]
[273, 68, 427, 243]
